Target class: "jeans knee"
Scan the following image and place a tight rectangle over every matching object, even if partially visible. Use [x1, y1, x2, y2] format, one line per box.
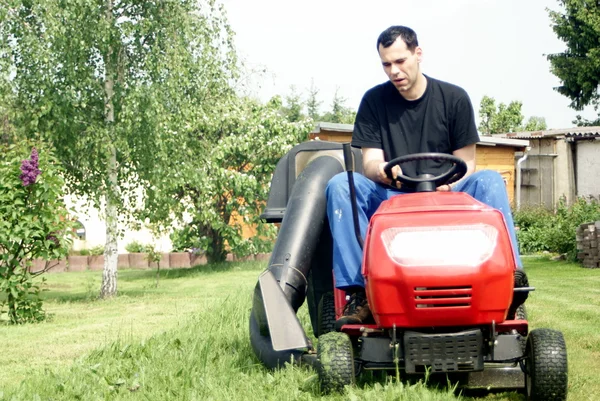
[326, 172, 349, 198]
[475, 170, 506, 186]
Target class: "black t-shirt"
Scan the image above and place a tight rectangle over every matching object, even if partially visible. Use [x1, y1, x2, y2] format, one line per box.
[352, 75, 479, 180]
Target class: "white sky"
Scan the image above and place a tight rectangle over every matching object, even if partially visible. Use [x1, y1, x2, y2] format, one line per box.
[221, 0, 597, 130]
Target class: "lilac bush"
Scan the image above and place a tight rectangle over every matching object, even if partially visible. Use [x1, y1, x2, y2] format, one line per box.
[0, 143, 74, 324]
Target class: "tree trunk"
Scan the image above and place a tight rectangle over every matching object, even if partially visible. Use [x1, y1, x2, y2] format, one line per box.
[100, 0, 118, 298]
[205, 225, 228, 263]
[7, 291, 17, 324]
[100, 145, 119, 298]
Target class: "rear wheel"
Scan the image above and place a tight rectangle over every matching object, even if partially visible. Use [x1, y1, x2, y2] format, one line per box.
[516, 304, 527, 320]
[507, 301, 528, 320]
[524, 328, 568, 401]
[317, 331, 355, 393]
[317, 292, 336, 336]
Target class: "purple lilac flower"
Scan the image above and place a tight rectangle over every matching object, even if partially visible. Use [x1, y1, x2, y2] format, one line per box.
[20, 148, 41, 186]
[46, 233, 60, 248]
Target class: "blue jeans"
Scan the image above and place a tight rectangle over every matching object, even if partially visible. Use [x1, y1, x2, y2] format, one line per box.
[325, 170, 523, 289]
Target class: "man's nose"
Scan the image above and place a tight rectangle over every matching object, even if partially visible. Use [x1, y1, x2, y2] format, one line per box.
[390, 64, 400, 76]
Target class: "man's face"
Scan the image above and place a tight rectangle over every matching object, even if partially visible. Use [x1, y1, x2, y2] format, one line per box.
[378, 38, 422, 94]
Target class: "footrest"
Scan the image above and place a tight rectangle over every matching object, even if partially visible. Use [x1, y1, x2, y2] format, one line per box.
[404, 329, 484, 373]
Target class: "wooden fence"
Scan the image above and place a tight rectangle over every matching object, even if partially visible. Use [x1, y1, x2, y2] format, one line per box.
[29, 252, 271, 273]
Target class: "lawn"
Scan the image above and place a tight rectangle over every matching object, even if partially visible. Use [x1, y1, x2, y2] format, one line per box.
[0, 256, 598, 400]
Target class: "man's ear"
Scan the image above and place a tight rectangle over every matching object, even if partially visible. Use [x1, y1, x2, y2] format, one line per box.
[416, 46, 423, 63]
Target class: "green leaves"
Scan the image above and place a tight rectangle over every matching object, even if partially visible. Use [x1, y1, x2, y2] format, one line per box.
[548, 0, 600, 114]
[2, 0, 314, 278]
[3, 0, 242, 294]
[477, 95, 547, 134]
[5, 0, 238, 219]
[150, 96, 313, 262]
[0, 142, 74, 324]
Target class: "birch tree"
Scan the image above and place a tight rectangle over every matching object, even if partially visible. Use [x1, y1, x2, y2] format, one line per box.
[3, 0, 237, 297]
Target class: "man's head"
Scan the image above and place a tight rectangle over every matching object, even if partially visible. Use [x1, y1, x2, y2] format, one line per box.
[376, 26, 419, 52]
[377, 26, 424, 99]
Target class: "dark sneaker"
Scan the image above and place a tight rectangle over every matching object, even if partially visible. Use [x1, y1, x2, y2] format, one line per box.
[335, 291, 372, 331]
[508, 270, 530, 319]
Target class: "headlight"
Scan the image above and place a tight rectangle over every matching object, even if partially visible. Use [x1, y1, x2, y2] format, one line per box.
[381, 224, 498, 267]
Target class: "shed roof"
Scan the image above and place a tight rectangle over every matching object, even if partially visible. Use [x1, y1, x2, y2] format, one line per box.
[498, 126, 600, 140]
[312, 122, 354, 133]
[312, 122, 529, 148]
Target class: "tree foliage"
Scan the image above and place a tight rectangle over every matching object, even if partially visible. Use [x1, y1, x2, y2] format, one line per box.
[478, 96, 525, 134]
[320, 87, 356, 124]
[0, 143, 74, 324]
[478, 96, 547, 134]
[2, 0, 322, 277]
[548, 0, 600, 118]
[4, 0, 236, 210]
[146, 96, 313, 263]
[281, 85, 305, 122]
[524, 116, 548, 131]
[306, 79, 322, 121]
[2, 0, 237, 297]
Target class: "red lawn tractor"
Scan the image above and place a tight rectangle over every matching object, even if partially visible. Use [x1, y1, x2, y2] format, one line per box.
[250, 141, 568, 400]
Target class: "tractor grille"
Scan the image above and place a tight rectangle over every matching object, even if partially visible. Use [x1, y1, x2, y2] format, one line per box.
[404, 329, 484, 373]
[413, 286, 472, 308]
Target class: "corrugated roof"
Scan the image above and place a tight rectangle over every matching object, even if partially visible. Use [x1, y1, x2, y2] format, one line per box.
[498, 126, 600, 139]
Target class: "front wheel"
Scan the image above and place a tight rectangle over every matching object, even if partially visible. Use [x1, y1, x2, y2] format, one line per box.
[317, 331, 355, 393]
[524, 328, 568, 401]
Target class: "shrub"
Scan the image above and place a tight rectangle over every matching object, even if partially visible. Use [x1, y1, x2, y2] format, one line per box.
[76, 245, 104, 256]
[170, 225, 206, 254]
[513, 206, 554, 254]
[86, 245, 104, 256]
[125, 240, 147, 253]
[514, 196, 600, 260]
[0, 143, 74, 324]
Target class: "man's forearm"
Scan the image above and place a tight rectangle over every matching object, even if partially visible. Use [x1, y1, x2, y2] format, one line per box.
[364, 159, 384, 183]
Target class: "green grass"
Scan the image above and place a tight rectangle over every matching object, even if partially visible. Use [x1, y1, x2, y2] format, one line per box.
[0, 257, 598, 400]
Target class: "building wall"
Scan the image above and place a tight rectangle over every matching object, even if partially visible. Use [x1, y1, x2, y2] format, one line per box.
[475, 145, 517, 203]
[554, 139, 576, 204]
[518, 138, 556, 209]
[576, 140, 600, 199]
[66, 195, 173, 254]
[309, 130, 351, 143]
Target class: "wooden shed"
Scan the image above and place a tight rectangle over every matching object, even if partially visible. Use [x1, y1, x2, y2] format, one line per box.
[499, 126, 600, 208]
[310, 122, 529, 203]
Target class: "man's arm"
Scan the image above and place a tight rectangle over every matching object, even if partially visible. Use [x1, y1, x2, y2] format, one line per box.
[362, 147, 401, 187]
[437, 143, 476, 191]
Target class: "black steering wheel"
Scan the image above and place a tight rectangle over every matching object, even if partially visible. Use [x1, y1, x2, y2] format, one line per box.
[383, 153, 467, 192]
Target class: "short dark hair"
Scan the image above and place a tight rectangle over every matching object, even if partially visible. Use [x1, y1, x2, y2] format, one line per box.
[377, 26, 419, 52]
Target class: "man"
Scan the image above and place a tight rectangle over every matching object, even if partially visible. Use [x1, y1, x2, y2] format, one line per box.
[325, 25, 526, 330]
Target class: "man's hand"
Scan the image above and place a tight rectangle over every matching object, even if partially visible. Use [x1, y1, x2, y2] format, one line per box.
[378, 162, 402, 188]
[363, 148, 402, 188]
[436, 183, 452, 192]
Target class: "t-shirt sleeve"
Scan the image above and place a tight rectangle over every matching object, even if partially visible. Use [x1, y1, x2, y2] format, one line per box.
[450, 91, 480, 151]
[351, 91, 382, 149]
